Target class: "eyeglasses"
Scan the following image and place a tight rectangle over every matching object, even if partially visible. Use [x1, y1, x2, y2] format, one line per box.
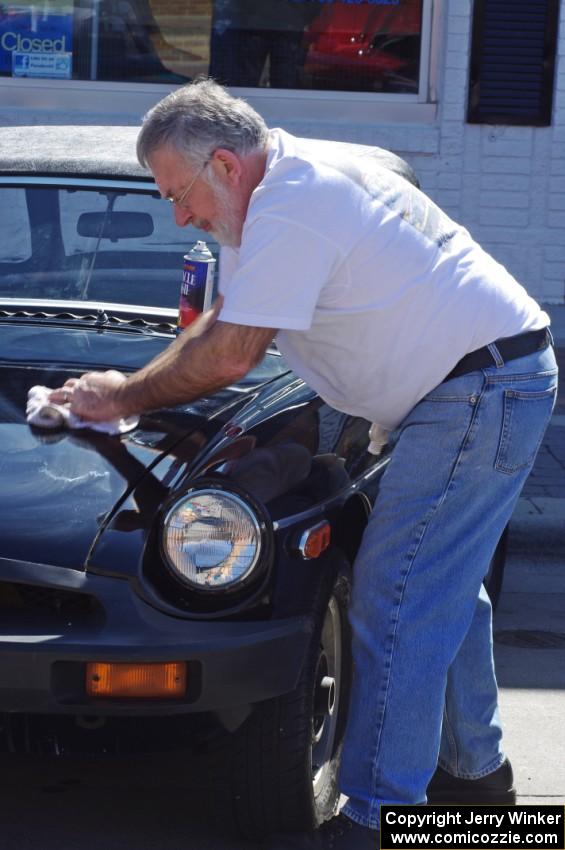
[165, 159, 209, 208]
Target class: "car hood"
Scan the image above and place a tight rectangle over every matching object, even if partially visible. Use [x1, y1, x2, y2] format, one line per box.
[0, 325, 286, 571]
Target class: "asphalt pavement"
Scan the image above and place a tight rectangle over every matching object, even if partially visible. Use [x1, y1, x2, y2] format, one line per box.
[496, 303, 565, 806]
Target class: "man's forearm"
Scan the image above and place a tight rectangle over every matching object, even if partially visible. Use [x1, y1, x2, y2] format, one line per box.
[139, 296, 222, 372]
[114, 320, 276, 417]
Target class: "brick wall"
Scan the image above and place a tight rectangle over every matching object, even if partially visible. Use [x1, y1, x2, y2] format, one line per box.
[425, 0, 565, 305]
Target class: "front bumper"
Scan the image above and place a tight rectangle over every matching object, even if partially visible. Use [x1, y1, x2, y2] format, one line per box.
[0, 558, 311, 715]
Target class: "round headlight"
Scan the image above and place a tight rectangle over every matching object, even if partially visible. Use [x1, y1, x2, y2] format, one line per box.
[162, 488, 262, 591]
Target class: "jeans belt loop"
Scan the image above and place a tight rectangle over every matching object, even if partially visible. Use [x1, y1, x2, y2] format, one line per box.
[487, 342, 504, 368]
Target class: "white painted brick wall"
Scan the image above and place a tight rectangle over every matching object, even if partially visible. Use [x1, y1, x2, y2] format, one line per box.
[424, 3, 565, 304]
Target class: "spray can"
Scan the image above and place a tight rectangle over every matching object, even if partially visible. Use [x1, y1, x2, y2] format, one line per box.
[177, 240, 216, 332]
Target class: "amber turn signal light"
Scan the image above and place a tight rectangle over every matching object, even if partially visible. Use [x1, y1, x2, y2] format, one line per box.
[86, 661, 186, 698]
[297, 521, 331, 560]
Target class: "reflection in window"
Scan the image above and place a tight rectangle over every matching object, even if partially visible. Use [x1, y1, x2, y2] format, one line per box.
[209, 0, 321, 89]
[0, 189, 31, 262]
[73, 0, 192, 82]
[302, 0, 422, 93]
[205, 0, 423, 93]
[0, 0, 423, 93]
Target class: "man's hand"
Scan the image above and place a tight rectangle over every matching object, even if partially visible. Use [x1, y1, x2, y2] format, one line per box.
[49, 370, 128, 422]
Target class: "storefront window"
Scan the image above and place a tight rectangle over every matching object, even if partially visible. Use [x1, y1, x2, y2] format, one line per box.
[0, 0, 423, 93]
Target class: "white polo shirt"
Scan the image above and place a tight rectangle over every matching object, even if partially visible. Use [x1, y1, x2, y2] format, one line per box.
[218, 129, 549, 430]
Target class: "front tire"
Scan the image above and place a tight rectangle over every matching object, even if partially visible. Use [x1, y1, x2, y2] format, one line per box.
[215, 557, 351, 839]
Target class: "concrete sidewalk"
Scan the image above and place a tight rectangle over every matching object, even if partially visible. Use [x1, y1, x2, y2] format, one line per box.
[496, 302, 565, 807]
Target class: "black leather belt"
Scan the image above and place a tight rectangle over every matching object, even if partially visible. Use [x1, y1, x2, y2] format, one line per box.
[444, 327, 551, 382]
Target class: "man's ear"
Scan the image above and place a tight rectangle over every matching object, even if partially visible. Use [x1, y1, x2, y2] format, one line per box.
[211, 148, 242, 185]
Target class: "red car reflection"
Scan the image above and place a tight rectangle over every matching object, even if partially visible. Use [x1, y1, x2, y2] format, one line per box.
[303, 1, 422, 93]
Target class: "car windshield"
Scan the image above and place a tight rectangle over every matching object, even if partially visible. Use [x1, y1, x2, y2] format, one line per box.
[0, 182, 218, 309]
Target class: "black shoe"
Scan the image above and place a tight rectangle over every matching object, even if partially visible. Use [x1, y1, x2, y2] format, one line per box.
[314, 814, 379, 849]
[266, 813, 379, 849]
[427, 758, 516, 805]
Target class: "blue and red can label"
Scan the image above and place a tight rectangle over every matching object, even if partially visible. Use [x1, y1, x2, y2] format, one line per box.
[178, 240, 216, 331]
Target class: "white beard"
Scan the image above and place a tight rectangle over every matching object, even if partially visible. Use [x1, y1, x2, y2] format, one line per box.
[205, 173, 243, 248]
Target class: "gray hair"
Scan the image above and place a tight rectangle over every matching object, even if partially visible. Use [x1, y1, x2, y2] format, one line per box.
[137, 78, 269, 169]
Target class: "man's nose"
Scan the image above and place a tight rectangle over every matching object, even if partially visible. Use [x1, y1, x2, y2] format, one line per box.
[173, 204, 191, 227]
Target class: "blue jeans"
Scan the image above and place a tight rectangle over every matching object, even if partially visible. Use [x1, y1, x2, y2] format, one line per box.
[340, 343, 558, 829]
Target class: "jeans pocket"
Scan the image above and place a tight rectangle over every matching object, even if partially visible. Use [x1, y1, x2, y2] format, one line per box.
[495, 386, 557, 474]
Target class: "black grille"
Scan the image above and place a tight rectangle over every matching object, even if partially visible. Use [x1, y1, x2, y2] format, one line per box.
[0, 581, 103, 627]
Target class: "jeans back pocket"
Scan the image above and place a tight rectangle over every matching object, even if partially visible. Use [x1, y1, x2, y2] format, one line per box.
[495, 385, 557, 474]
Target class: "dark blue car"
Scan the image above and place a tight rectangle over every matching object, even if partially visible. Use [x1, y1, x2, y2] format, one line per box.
[0, 125, 506, 838]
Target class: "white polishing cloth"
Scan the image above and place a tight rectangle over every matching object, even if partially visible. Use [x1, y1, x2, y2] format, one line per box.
[26, 385, 138, 435]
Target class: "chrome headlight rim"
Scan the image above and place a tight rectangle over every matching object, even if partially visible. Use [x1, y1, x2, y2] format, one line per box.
[160, 479, 272, 597]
